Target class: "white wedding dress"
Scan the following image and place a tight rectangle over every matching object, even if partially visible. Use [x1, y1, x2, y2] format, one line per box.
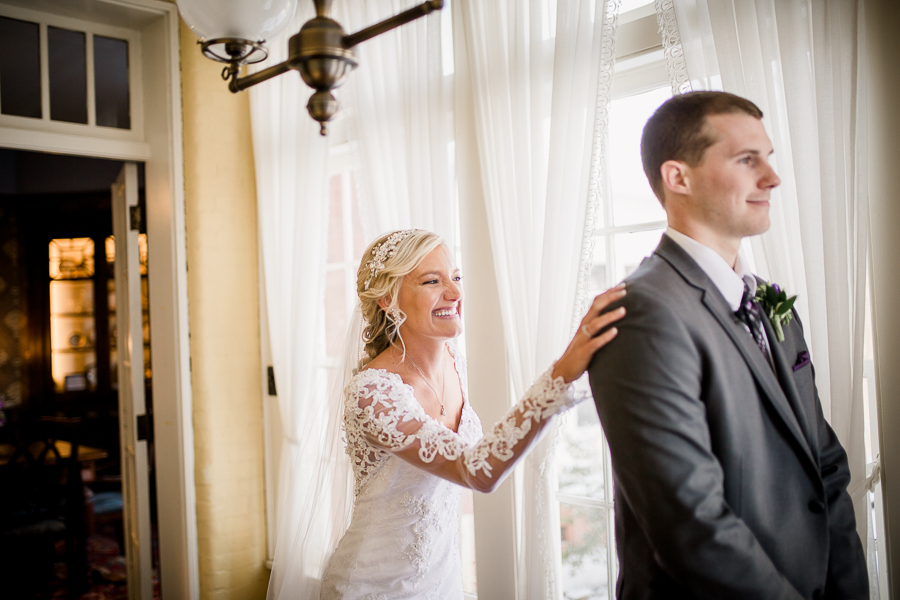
[319, 344, 577, 600]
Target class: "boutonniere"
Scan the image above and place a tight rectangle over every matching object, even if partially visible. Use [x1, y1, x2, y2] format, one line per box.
[755, 282, 797, 343]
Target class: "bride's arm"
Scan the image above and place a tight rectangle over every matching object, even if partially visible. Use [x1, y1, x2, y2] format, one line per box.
[351, 367, 577, 492]
[351, 284, 628, 493]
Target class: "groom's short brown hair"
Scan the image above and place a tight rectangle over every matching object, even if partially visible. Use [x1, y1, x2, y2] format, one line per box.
[641, 91, 764, 204]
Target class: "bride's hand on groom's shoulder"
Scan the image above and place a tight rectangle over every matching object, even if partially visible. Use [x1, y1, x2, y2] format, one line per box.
[551, 284, 627, 384]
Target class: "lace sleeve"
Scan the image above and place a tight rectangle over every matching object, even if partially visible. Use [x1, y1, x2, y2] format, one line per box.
[348, 367, 578, 493]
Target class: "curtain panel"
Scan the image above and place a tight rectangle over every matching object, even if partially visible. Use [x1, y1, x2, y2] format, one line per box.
[256, 2, 458, 598]
[336, 0, 456, 246]
[458, 0, 620, 596]
[249, 4, 354, 599]
[253, 0, 621, 595]
[657, 0, 872, 591]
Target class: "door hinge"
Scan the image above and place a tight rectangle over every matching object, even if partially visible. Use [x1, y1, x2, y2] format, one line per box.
[129, 204, 146, 233]
[137, 413, 153, 442]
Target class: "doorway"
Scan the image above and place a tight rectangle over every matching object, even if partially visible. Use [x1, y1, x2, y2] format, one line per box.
[0, 148, 159, 598]
[0, 0, 193, 596]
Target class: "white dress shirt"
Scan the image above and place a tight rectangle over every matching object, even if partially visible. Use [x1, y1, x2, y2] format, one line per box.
[664, 227, 772, 352]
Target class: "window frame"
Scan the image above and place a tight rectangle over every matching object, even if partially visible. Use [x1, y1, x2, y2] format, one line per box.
[0, 4, 147, 159]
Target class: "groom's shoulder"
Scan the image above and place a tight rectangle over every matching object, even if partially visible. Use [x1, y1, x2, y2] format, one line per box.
[622, 250, 699, 308]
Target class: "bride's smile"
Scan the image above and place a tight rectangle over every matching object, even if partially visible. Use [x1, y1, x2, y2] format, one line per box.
[393, 245, 464, 341]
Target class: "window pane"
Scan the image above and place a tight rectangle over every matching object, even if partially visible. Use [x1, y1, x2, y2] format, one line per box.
[48, 26, 88, 124]
[560, 503, 610, 600]
[589, 236, 608, 293]
[325, 270, 346, 356]
[351, 173, 366, 259]
[328, 174, 344, 263]
[558, 406, 607, 501]
[0, 17, 41, 118]
[609, 87, 670, 228]
[94, 35, 130, 129]
[613, 228, 664, 283]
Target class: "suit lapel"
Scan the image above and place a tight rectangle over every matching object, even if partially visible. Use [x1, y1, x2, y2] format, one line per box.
[654, 237, 816, 466]
[760, 313, 819, 463]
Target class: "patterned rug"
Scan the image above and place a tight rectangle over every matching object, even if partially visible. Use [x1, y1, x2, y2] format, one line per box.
[41, 525, 160, 600]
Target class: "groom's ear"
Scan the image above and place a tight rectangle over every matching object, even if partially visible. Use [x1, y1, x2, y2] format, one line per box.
[660, 160, 691, 197]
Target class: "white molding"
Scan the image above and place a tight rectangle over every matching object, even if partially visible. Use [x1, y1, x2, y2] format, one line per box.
[133, 1, 200, 597]
[611, 50, 667, 99]
[615, 13, 661, 59]
[0, 126, 150, 159]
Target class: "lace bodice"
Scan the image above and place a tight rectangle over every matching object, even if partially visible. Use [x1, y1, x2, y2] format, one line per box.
[320, 345, 579, 599]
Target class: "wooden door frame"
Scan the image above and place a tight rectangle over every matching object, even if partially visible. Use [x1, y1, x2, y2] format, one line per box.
[0, 1, 198, 597]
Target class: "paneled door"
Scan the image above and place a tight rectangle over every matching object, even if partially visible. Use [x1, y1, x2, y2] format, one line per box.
[111, 162, 153, 599]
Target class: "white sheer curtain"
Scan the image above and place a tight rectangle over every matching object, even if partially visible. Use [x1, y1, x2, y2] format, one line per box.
[249, 4, 353, 599]
[458, 0, 619, 596]
[335, 0, 456, 245]
[658, 0, 871, 586]
[254, 3, 456, 597]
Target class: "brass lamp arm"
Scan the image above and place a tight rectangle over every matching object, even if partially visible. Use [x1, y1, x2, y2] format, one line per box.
[199, 0, 445, 134]
[223, 0, 442, 94]
[342, 0, 444, 49]
[228, 60, 291, 93]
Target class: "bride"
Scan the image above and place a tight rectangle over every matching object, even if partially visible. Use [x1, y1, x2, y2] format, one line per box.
[319, 229, 626, 599]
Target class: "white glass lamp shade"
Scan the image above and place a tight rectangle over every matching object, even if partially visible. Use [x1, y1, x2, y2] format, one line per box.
[176, 0, 298, 42]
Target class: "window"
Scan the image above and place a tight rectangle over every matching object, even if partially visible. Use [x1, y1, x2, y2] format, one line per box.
[0, 5, 141, 140]
[555, 5, 671, 597]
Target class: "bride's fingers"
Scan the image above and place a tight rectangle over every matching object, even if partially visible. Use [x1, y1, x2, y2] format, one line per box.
[579, 306, 626, 340]
[588, 323, 619, 351]
[583, 284, 626, 321]
[591, 306, 626, 333]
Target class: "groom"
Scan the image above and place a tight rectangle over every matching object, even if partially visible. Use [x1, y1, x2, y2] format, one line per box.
[588, 91, 868, 599]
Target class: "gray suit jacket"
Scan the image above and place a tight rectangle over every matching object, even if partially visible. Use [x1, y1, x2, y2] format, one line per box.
[588, 235, 868, 600]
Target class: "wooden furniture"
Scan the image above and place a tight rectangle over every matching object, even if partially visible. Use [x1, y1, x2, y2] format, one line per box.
[0, 417, 93, 595]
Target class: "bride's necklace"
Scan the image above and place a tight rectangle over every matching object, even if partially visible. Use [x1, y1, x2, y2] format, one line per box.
[407, 352, 446, 416]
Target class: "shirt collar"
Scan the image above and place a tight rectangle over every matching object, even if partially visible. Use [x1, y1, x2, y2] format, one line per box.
[664, 227, 753, 312]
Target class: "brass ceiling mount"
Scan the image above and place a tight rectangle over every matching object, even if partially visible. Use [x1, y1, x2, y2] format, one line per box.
[193, 0, 444, 135]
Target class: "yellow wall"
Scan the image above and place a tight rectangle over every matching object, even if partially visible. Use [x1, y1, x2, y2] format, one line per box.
[867, 0, 900, 589]
[179, 20, 268, 600]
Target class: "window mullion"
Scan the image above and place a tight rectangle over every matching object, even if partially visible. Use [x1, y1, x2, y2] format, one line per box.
[86, 32, 96, 126]
[39, 21, 49, 122]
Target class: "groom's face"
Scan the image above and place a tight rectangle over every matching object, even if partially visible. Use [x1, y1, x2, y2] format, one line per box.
[682, 113, 781, 243]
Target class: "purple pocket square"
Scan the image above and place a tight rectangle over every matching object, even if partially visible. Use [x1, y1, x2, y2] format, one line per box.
[792, 351, 811, 372]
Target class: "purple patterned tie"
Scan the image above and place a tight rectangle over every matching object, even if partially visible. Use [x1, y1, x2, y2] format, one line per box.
[735, 280, 773, 369]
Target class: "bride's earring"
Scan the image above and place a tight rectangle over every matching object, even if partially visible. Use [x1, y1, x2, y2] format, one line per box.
[388, 307, 403, 325]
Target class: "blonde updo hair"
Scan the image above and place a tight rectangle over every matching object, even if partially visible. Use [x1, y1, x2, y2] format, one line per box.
[358, 229, 445, 363]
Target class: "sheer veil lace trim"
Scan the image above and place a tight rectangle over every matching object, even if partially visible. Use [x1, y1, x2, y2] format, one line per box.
[573, 0, 621, 327]
[566, 2, 620, 592]
[655, 0, 693, 95]
[342, 346, 575, 496]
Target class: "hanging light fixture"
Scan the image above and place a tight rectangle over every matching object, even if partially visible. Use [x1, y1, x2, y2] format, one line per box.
[176, 0, 444, 135]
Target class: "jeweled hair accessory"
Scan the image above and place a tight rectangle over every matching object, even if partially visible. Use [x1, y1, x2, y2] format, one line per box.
[364, 229, 418, 290]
